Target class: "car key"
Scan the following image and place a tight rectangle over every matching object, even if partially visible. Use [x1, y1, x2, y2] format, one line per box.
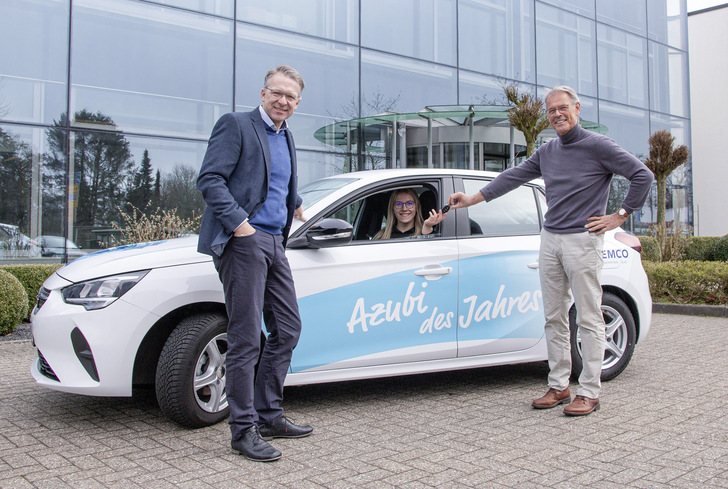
[441, 204, 450, 213]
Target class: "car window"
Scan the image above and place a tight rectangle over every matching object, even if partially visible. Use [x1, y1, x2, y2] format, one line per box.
[321, 182, 443, 242]
[463, 179, 540, 236]
[45, 236, 66, 247]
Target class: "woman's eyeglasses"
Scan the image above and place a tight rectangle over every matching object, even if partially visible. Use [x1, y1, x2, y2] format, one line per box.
[394, 200, 415, 209]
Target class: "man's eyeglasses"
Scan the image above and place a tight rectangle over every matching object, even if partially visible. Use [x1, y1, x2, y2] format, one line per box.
[394, 200, 415, 209]
[547, 104, 573, 116]
[264, 87, 301, 103]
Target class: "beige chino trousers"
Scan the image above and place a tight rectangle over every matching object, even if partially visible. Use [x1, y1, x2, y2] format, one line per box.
[539, 229, 605, 399]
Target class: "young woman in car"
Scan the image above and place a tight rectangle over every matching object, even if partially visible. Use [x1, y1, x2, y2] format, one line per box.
[373, 188, 447, 239]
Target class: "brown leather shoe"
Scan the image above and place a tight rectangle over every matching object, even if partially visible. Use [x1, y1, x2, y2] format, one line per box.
[563, 395, 600, 416]
[532, 387, 571, 409]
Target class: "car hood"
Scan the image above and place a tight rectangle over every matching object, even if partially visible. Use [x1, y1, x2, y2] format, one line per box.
[55, 236, 210, 283]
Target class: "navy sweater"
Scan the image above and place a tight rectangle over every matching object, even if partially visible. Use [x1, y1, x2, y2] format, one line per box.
[481, 124, 654, 234]
[248, 125, 292, 235]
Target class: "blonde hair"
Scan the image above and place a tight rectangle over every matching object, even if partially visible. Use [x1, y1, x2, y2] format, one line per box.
[373, 189, 424, 240]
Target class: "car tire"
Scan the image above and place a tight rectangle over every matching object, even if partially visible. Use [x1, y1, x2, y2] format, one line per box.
[156, 313, 229, 428]
[570, 292, 636, 382]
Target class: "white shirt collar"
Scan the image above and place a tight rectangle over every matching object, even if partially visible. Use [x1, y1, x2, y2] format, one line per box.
[258, 106, 288, 133]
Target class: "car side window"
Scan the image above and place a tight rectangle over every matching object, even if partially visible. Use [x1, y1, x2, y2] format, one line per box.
[329, 199, 362, 226]
[321, 182, 443, 242]
[463, 179, 540, 236]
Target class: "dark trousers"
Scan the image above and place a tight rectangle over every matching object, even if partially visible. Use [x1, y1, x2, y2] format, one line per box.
[217, 231, 301, 441]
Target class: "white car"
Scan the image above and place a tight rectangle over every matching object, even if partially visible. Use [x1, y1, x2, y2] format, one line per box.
[30, 169, 652, 427]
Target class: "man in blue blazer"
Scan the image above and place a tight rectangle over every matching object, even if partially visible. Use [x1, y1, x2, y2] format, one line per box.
[197, 65, 311, 462]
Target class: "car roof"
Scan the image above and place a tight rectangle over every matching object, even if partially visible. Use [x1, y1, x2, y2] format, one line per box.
[318, 168, 544, 188]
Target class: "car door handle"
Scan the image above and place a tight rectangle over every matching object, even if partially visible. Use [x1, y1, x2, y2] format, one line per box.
[414, 265, 453, 277]
[527, 262, 539, 269]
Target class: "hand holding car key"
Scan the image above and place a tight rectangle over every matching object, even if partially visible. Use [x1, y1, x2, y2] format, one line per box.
[423, 204, 449, 233]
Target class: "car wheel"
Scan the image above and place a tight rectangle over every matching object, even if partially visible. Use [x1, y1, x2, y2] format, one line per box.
[570, 292, 636, 382]
[156, 313, 229, 428]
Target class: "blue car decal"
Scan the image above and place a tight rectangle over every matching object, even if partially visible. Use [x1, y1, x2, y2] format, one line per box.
[292, 250, 544, 372]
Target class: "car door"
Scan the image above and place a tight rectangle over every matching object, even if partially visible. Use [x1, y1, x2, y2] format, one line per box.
[454, 178, 545, 357]
[288, 177, 459, 373]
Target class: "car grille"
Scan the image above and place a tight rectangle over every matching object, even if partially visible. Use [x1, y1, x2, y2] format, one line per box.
[37, 350, 59, 382]
[35, 287, 50, 312]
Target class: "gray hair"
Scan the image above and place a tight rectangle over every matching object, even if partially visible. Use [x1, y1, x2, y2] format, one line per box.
[264, 65, 305, 93]
[545, 85, 580, 105]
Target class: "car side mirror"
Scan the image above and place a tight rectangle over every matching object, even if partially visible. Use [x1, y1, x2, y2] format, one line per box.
[287, 218, 353, 249]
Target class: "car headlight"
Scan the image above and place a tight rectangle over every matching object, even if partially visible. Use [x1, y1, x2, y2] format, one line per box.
[61, 270, 150, 310]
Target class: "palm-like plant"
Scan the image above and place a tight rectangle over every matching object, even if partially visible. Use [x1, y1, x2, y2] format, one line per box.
[504, 85, 550, 157]
[644, 130, 689, 228]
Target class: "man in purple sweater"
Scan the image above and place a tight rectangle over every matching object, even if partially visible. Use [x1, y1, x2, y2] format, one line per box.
[448, 86, 654, 416]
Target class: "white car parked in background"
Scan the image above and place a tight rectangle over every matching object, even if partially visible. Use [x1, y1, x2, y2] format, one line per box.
[31, 169, 652, 427]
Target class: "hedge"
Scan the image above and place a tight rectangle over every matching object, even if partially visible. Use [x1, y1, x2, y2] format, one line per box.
[643, 260, 728, 305]
[637, 235, 728, 262]
[0, 269, 28, 336]
[0, 264, 63, 321]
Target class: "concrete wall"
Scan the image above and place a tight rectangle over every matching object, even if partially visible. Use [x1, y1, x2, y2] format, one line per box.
[689, 5, 728, 236]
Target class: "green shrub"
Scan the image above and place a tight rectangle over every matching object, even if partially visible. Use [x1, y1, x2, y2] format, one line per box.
[1, 264, 63, 320]
[638, 235, 659, 262]
[684, 236, 720, 261]
[715, 235, 728, 262]
[643, 260, 728, 305]
[0, 269, 29, 336]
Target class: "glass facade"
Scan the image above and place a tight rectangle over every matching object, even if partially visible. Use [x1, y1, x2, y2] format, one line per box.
[0, 0, 691, 262]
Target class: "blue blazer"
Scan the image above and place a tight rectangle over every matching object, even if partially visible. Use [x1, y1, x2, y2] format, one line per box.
[197, 108, 300, 257]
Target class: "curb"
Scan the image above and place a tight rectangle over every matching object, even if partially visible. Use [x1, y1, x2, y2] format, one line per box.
[653, 303, 728, 317]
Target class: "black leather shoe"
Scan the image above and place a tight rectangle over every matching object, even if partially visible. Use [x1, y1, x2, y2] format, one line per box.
[231, 426, 282, 462]
[258, 416, 313, 440]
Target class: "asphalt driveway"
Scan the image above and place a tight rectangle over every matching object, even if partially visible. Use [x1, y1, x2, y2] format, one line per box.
[1, 313, 727, 488]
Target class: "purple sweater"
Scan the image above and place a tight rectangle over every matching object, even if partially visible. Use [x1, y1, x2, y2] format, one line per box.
[481, 124, 654, 234]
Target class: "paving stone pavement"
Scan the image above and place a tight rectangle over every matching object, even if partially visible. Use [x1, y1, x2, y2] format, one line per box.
[1, 313, 727, 489]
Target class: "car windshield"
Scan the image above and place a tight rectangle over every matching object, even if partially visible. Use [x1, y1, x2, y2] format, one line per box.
[44, 236, 67, 247]
[298, 177, 358, 209]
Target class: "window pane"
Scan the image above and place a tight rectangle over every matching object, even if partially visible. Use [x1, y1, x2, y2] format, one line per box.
[459, 0, 534, 81]
[459, 72, 507, 105]
[71, 0, 233, 138]
[124, 135, 208, 220]
[361, 51, 457, 116]
[596, 0, 646, 36]
[538, 0, 595, 17]
[650, 113, 688, 146]
[1, 125, 50, 259]
[0, 123, 75, 261]
[597, 24, 648, 108]
[536, 3, 596, 96]
[0, 0, 68, 125]
[362, 0, 456, 65]
[148, 0, 233, 17]
[647, 0, 686, 49]
[463, 180, 540, 236]
[237, 0, 358, 43]
[598, 101, 648, 159]
[648, 42, 687, 117]
[235, 24, 358, 153]
[296, 150, 351, 187]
